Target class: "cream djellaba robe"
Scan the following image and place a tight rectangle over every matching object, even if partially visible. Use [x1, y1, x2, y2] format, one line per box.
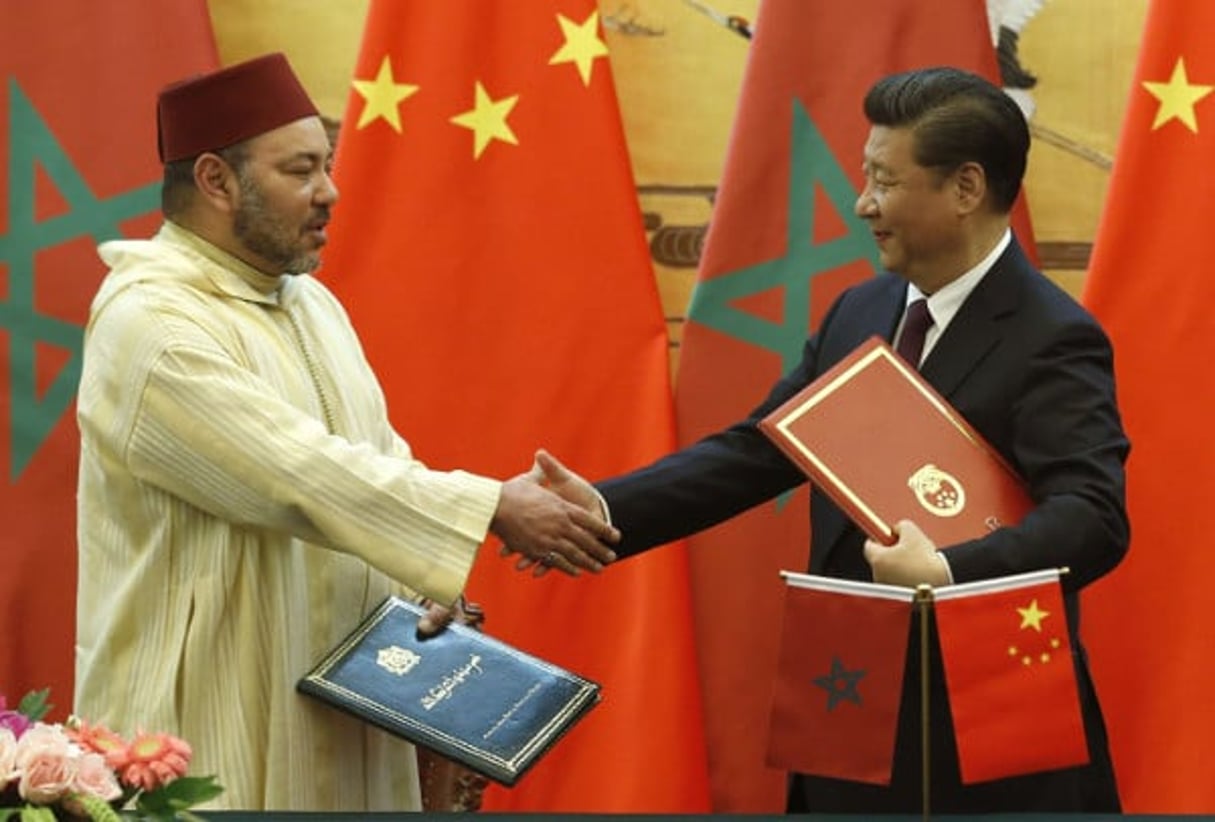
[74, 222, 502, 810]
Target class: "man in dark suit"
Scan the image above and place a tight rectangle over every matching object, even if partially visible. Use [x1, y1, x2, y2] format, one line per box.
[519, 66, 1129, 812]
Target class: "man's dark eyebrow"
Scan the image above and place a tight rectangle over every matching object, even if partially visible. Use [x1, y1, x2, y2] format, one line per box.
[281, 150, 330, 167]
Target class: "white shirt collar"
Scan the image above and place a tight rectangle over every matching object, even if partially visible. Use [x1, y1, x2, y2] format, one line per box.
[905, 228, 1011, 359]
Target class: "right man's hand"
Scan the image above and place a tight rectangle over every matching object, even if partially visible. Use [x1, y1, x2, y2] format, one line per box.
[530, 449, 604, 513]
[490, 450, 618, 577]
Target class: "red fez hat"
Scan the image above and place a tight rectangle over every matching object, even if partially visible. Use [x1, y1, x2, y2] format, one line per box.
[157, 52, 319, 163]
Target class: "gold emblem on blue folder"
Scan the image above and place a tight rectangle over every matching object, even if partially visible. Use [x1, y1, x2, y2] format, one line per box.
[377, 645, 421, 676]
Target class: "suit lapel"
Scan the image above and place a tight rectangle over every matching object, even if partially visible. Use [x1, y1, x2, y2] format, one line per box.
[920, 239, 1027, 398]
[874, 278, 907, 343]
[859, 274, 907, 350]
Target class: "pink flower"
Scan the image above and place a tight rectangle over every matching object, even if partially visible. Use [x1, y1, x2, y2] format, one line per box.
[59, 749, 123, 816]
[11, 724, 75, 804]
[12, 723, 73, 770]
[109, 731, 192, 792]
[67, 719, 128, 759]
[72, 750, 122, 801]
[0, 691, 221, 814]
[0, 696, 32, 740]
[16, 746, 75, 805]
[0, 727, 18, 787]
[0, 708, 31, 740]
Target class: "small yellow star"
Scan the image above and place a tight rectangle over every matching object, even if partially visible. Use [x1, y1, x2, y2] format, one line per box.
[1017, 599, 1050, 632]
[351, 56, 419, 132]
[450, 81, 519, 159]
[548, 10, 609, 86]
[1144, 57, 1213, 132]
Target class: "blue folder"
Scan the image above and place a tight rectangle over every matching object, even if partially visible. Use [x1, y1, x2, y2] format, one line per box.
[297, 596, 600, 786]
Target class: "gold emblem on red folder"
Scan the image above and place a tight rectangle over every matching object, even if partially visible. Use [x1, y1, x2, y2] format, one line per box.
[377, 645, 421, 676]
[908, 464, 966, 518]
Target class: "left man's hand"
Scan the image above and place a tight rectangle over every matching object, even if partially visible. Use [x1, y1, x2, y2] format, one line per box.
[416, 594, 486, 638]
[501, 449, 611, 577]
[490, 450, 619, 577]
[863, 519, 951, 588]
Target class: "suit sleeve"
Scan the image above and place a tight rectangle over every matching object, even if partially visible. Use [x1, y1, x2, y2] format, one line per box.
[596, 334, 838, 558]
[944, 317, 1130, 592]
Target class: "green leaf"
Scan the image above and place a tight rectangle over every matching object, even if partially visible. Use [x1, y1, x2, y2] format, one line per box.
[134, 775, 224, 816]
[72, 792, 124, 822]
[16, 689, 51, 722]
[17, 806, 56, 822]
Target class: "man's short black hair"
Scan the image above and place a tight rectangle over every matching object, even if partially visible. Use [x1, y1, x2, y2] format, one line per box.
[863, 66, 1029, 213]
[160, 142, 251, 219]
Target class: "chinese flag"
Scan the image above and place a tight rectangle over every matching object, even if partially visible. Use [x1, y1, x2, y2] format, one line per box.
[934, 570, 1087, 784]
[321, 1, 710, 812]
[0, 1, 217, 709]
[767, 575, 913, 785]
[676, 0, 1033, 809]
[1082, 0, 1215, 811]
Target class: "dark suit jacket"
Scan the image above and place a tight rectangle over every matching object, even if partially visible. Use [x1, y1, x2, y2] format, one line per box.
[597, 238, 1130, 813]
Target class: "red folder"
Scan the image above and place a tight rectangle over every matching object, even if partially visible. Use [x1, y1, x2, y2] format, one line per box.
[758, 337, 1031, 546]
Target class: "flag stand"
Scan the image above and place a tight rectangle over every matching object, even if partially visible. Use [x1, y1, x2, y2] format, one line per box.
[915, 584, 934, 822]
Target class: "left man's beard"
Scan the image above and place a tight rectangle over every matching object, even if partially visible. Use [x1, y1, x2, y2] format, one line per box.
[233, 174, 325, 274]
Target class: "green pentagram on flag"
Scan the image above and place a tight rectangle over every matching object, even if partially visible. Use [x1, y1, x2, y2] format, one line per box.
[0, 79, 160, 479]
[685, 98, 879, 374]
[813, 655, 866, 711]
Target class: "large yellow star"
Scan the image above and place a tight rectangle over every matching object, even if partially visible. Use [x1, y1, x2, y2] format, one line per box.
[351, 56, 419, 132]
[548, 10, 609, 86]
[450, 81, 519, 159]
[1143, 57, 1213, 132]
[1017, 599, 1050, 632]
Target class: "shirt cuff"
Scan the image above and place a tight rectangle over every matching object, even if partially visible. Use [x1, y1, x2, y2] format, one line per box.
[590, 486, 612, 525]
[936, 551, 955, 585]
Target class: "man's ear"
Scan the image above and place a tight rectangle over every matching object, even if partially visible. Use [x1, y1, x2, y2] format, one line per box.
[193, 153, 237, 211]
[953, 161, 987, 215]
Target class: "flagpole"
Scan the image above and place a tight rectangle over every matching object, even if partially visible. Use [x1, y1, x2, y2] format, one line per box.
[916, 584, 933, 822]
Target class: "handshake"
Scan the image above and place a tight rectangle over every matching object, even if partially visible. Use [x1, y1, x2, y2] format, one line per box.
[418, 450, 616, 637]
[489, 448, 618, 578]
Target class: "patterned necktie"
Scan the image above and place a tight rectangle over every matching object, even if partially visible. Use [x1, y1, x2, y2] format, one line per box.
[896, 298, 933, 369]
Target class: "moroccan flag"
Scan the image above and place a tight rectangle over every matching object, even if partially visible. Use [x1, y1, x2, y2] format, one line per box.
[1082, 0, 1215, 811]
[934, 570, 1088, 784]
[321, 0, 710, 812]
[0, 2, 217, 708]
[766, 574, 913, 785]
[675, 0, 1033, 809]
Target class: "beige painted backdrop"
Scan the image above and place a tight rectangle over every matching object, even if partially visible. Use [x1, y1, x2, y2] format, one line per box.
[206, 0, 1149, 375]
